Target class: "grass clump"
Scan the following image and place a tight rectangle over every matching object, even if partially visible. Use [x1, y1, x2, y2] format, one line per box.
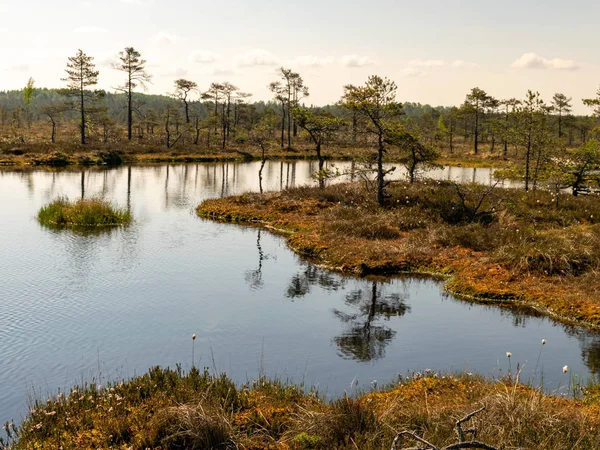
[4, 368, 600, 450]
[37, 197, 132, 229]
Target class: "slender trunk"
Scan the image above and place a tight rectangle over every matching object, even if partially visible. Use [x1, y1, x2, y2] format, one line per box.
[525, 134, 531, 192]
[221, 103, 227, 151]
[287, 93, 291, 148]
[473, 106, 479, 154]
[258, 145, 266, 194]
[280, 103, 285, 148]
[316, 141, 324, 189]
[558, 110, 563, 138]
[377, 131, 384, 206]
[51, 119, 56, 143]
[449, 119, 454, 153]
[352, 111, 357, 146]
[127, 73, 133, 140]
[194, 117, 200, 145]
[80, 74, 86, 145]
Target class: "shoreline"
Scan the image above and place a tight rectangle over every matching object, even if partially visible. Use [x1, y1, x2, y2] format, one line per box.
[0, 146, 514, 169]
[5, 366, 600, 449]
[196, 184, 600, 332]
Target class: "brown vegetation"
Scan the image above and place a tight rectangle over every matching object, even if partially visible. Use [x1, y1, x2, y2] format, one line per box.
[197, 181, 600, 329]
[4, 367, 600, 450]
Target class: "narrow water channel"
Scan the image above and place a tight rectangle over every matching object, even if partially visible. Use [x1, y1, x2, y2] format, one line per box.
[0, 161, 595, 422]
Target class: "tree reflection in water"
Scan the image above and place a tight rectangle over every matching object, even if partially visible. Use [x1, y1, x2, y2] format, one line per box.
[245, 229, 267, 290]
[333, 281, 410, 362]
[284, 263, 411, 362]
[285, 264, 344, 299]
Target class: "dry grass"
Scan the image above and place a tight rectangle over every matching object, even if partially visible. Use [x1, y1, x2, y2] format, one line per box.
[5, 368, 600, 450]
[197, 181, 600, 328]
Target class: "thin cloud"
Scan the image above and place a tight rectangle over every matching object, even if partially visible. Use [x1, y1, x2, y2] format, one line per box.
[9, 63, 30, 72]
[511, 52, 579, 70]
[234, 49, 279, 67]
[73, 26, 108, 33]
[451, 59, 479, 68]
[154, 31, 186, 45]
[189, 50, 221, 64]
[212, 68, 236, 76]
[340, 55, 375, 67]
[291, 55, 335, 67]
[408, 59, 445, 67]
[157, 67, 188, 78]
[400, 67, 427, 77]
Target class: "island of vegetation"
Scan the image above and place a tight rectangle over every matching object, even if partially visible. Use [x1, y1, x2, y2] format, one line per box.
[37, 197, 132, 229]
[3, 366, 600, 450]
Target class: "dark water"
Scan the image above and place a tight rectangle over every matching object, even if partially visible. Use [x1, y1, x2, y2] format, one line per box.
[0, 161, 595, 422]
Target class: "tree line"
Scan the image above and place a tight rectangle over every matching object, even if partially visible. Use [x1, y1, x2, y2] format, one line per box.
[1, 47, 600, 204]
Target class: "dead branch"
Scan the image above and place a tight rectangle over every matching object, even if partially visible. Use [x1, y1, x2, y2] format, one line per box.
[391, 408, 500, 450]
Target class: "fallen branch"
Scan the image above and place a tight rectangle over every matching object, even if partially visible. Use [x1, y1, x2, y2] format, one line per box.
[390, 407, 500, 450]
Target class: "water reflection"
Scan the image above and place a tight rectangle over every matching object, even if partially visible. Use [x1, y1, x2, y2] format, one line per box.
[245, 230, 267, 290]
[333, 281, 411, 362]
[0, 161, 596, 424]
[284, 263, 410, 362]
[285, 264, 344, 299]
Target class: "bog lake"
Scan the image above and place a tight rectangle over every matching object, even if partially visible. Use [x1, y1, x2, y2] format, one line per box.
[1, 161, 597, 421]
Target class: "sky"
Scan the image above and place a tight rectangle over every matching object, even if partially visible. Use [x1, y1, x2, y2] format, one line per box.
[1, 0, 599, 113]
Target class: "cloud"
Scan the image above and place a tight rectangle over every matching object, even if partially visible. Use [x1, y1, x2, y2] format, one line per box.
[154, 31, 186, 45]
[120, 0, 143, 4]
[234, 49, 279, 66]
[408, 59, 444, 67]
[400, 67, 427, 77]
[9, 63, 30, 72]
[157, 67, 188, 78]
[340, 55, 375, 67]
[451, 59, 479, 68]
[511, 52, 579, 70]
[212, 68, 236, 76]
[291, 55, 335, 67]
[189, 50, 221, 64]
[73, 26, 108, 33]
[98, 53, 119, 68]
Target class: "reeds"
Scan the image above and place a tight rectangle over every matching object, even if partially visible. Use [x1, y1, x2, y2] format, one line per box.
[37, 197, 132, 229]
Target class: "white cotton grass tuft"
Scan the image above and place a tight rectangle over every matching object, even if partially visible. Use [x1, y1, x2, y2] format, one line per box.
[563, 365, 569, 373]
[542, 339, 547, 345]
[506, 352, 512, 358]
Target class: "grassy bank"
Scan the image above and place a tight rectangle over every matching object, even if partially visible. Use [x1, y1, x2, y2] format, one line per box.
[197, 181, 600, 329]
[0, 143, 372, 169]
[38, 198, 132, 229]
[3, 367, 600, 449]
[0, 141, 518, 170]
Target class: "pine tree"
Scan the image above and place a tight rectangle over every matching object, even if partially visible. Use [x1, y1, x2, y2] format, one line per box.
[62, 49, 101, 144]
[114, 47, 152, 140]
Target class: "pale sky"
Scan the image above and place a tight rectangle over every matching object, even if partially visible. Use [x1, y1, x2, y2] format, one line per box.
[1, 0, 599, 113]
